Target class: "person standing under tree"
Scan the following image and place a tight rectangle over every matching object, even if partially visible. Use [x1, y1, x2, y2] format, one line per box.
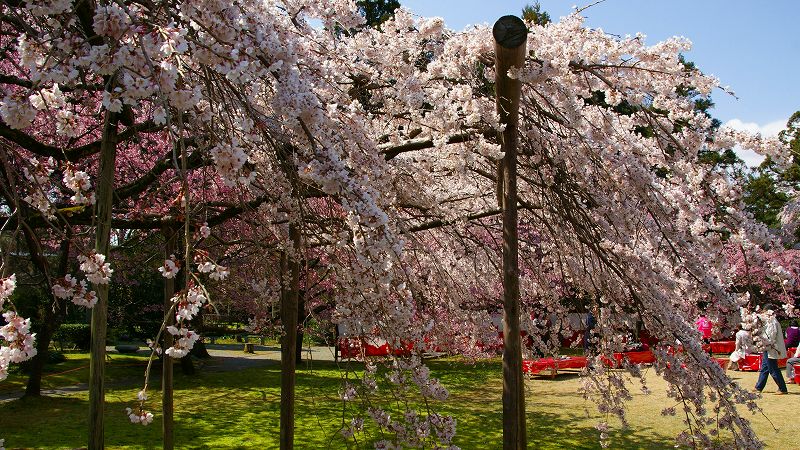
[785, 320, 800, 348]
[754, 305, 788, 395]
[583, 309, 596, 354]
[728, 324, 753, 371]
[785, 344, 800, 384]
[695, 313, 713, 345]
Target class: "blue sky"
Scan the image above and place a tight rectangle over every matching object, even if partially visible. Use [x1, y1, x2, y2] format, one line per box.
[401, 1, 800, 165]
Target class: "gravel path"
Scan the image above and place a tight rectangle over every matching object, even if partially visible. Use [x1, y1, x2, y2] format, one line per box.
[201, 343, 339, 371]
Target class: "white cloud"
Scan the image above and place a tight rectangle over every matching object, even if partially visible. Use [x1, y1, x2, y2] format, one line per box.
[722, 118, 787, 168]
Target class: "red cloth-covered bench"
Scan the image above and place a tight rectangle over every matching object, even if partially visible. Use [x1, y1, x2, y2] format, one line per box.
[737, 354, 786, 371]
[737, 347, 796, 371]
[523, 350, 657, 377]
[523, 356, 588, 377]
[338, 337, 414, 359]
[707, 341, 735, 354]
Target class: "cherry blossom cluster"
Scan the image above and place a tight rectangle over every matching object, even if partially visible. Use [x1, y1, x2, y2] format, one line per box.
[209, 141, 251, 187]
[19, 156, 96, 220]
[195, 250, 229, 281]
[49, 252, 113, 309]
[0, 312, 37, 380]
[779, 199, 800, 238]
[174, 285, 207, 322]
[158, 283, 208, 359]
[198, 223, 211, 239]
[0, 91, 37, 129]
[52, 275, 98, 308]
[0, 275, 37, 382]
[726, 244, 800, 309]
[62, 164, 95, 206]
[164, 325, 200, 358]
[77, 252, 113, 285]
[158, 255, 181, 279]
[0, 275, 14, 310]
[20, 157, 56, 220]
[125, 407, 154, 426]
[22, 157, 54, 185]
[392, 357, 449, 401]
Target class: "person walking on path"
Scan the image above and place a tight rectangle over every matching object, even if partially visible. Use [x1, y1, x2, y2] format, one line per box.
[785, 344, 800, 384]
[754, 305, 788, 395]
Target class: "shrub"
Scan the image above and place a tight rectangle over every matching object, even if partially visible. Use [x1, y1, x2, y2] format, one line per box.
[304, 317, 334, 345]
[53, 323, 91, 351]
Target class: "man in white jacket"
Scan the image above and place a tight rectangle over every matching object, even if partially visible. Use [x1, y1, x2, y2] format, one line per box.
[754, 305, 788, 395]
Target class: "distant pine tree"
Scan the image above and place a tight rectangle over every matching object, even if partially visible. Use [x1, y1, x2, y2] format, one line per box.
[357, 0, 401, 28]
[522, 2, 550, 26]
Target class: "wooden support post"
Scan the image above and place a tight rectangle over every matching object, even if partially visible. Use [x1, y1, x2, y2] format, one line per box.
[494, 14, 528, 450]
[162, 227, 177, 450]
[88, 109, 119, 450]
[280, 223, 301, 450]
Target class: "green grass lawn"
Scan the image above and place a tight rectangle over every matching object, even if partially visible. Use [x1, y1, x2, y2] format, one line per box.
[1, 354, 796, 449]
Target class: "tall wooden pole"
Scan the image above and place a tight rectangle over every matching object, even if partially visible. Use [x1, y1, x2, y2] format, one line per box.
[494, 15, 528, 450]
[88, 109, 118, 450]
[162, 227, 176, 450]
[280, 223, 301, 450]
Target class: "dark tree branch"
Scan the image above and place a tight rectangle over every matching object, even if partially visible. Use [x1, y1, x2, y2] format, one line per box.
[0, 120, 160, 162]
[206, 195, 272, 227]
[380, 130, 496, 160]
[115, 137, 203, 201]
[406, 208, 501, 233]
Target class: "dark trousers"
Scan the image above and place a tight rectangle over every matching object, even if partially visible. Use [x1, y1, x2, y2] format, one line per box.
[755, 351, 788, 393]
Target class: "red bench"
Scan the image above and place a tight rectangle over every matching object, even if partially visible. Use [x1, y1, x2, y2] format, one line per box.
[737, 347, 797, 371]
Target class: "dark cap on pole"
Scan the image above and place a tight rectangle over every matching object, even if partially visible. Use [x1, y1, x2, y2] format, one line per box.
[493, 15, 527, 49]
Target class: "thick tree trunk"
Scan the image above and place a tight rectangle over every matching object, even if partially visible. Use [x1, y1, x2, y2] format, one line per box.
[190, 308, 211, 358]
[280, 223, 301, 450]
[494, 15, 528, 450]
[190, 340, 211, 359]
[88, 109, 119, 450]
[23, 316, 56, 396]
[21, 226, 71, 396]
[162, 228, 177, 450]
[179, 355, 195, 375]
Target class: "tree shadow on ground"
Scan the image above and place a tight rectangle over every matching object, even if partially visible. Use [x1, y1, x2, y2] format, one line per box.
[0, 359, 718, 449]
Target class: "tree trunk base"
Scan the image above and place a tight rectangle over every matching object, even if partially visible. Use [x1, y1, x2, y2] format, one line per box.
[179, 355, 195, 375]
[191, 340, 211, 359]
